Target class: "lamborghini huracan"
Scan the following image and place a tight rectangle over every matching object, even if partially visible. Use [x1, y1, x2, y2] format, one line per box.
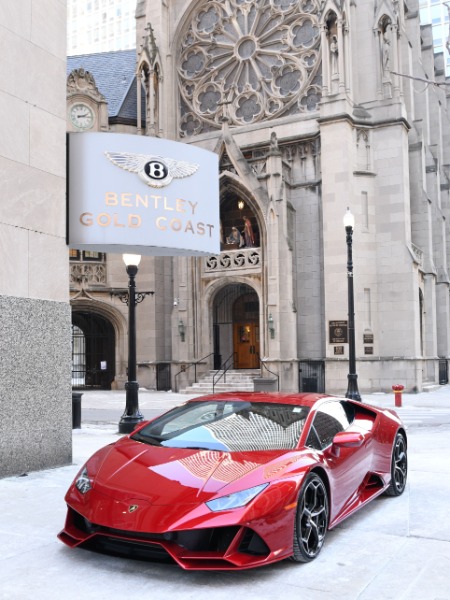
[58, 392, 407, 570]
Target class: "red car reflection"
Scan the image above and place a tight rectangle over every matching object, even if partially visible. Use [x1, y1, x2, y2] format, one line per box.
[58, 392, 407, 570]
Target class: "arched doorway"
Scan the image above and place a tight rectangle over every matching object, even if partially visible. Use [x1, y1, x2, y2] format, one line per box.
[213, 283, 260, 370]
[72, 311, 115, 389]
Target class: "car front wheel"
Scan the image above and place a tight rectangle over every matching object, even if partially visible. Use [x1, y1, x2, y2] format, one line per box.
[291, 473, 329, 562]
[385, 431, 407, 496]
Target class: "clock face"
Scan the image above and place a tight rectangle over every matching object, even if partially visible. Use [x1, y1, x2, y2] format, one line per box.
[70, 103, 94, 130]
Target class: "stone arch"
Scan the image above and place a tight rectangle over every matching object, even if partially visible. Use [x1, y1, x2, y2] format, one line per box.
[379, 15, 393, 76]
[373, 3, 399, 98]
[136, 23, 163, 135]
[203, 278, 263, 370]
[356, 127, 370, 171]
[321, 6, 348, 96]
[219, 173, 266, 251]
[70, 298, 127, 388]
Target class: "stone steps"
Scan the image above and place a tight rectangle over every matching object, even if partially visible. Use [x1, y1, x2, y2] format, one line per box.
[181, 369, 260, 394]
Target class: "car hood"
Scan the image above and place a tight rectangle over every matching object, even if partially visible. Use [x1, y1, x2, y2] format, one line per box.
[90, 437, 288, 505]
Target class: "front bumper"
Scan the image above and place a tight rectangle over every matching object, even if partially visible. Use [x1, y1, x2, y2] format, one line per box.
[58, 479, 298, 570]
[58, 505, 288, 570]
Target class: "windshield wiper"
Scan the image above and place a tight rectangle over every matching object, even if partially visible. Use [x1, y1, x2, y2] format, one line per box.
[131, 432, 165, 446]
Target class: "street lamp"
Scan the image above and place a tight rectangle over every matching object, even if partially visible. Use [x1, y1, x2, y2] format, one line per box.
[343, 208, 361, 401]
[111, 254, 154, 433]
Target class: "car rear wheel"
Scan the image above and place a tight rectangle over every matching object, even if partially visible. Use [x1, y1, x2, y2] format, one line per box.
[291, 473, 329, 563]
[385, 432, 407, 496]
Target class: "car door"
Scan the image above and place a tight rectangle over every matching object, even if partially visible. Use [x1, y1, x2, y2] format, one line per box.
[305, 400, 372, 523]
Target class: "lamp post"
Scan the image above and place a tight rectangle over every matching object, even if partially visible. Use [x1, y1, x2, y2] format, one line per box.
[343, 208, 361, 401]
[111, 254, 154, 433]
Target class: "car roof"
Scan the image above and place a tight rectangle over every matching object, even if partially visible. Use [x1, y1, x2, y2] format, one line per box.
[186, 391, 336, 410]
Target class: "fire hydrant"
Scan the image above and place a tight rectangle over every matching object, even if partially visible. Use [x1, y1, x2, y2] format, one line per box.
[392, 384, 404, 408]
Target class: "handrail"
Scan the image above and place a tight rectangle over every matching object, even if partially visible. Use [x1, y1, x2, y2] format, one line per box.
[173, 352, 214, 392]
[212, 351, 236, 393]
[258, 354, 280, 391]
[173, 351, 280, 392]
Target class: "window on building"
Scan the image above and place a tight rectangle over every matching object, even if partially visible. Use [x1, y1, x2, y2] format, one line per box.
[69, 250, 104, 262]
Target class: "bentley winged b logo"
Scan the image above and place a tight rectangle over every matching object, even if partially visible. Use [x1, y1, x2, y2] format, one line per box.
[105, 151, 199, 188]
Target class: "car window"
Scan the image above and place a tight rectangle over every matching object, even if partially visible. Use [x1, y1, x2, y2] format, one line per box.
[132, 401, 310, 451]
[306, 400, 354, 450]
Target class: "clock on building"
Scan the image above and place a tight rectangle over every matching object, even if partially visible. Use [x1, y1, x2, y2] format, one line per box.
[69, 103, 95, 130]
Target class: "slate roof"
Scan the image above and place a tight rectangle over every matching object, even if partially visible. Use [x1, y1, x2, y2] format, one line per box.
[67, 49, 139, 120]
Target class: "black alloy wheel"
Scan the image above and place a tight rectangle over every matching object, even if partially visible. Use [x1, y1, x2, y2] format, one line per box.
[385, 432, 408, 496]
[291, 473, 329, 562]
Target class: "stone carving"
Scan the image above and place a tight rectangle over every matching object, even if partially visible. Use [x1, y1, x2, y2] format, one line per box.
[330, 35, 339, 77]
[70, 264, 107, 286]
[67, 68, 106, 102]
[179, 0, 322, 136]
[205, 248, 262, 272]
[382, 32, 391, 77]
[356, 128, 370, 171]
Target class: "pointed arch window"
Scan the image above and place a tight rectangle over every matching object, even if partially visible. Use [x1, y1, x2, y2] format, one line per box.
[220, 195, 259, 250]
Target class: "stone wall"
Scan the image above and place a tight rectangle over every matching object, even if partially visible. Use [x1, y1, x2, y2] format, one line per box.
[0, 297, 72, 477]
[0, 2, 72, 478]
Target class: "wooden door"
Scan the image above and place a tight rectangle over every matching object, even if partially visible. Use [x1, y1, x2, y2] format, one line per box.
[234, 323, 260, 369]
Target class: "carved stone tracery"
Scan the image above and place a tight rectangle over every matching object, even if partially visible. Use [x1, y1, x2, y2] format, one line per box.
[70, 263, 107, 287]
[67, 68, 106, 102]
[178, 0, 322, 136]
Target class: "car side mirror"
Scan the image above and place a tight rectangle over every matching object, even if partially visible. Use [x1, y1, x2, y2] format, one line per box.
[326, 431, 365, 458]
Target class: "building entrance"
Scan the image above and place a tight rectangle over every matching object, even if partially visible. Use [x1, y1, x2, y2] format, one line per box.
[71, 311, 115, 389]
[212, 283, 260, 370]
[233, 322, 260, 368]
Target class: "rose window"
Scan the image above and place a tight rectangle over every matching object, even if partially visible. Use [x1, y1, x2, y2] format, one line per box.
[179, 0, 322, 136]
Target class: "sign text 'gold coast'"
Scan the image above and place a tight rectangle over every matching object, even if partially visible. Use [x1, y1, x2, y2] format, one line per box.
[79, 192, 215, 237]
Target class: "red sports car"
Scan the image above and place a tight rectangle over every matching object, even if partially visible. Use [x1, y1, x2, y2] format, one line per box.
[58, 392, 407, 570]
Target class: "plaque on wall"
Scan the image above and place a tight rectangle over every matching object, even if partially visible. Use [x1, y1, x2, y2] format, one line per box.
[364, 347, 374, 355]
[329, 321, 348, 344]
[364, 333, 374, 344]
[334, 346, 344, 355]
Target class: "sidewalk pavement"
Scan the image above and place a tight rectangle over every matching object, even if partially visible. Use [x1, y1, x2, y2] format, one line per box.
[1, 387, 449, 599]
[79, 384, 450, 412]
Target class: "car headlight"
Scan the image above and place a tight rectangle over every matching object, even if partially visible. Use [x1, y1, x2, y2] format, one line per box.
[75, 466, 92, 494]
[206, 483, 269, 512]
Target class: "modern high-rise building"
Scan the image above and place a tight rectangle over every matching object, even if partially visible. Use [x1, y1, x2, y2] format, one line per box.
[419, 0, 450, 72]
[67, 0, 136, 56]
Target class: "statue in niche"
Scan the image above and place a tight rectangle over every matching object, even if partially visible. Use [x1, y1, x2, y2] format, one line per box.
[330, 35, 339, 78]
[382, 31, 391, 80]
[227, 227, 244, 246]
[152, 68, 160, 132]
[243, 216, 255, 247]
[268, 130, 281, 157]
[270, 131, 278, 151]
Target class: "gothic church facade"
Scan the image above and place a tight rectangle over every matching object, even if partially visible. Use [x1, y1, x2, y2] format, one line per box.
[67, 0, 450, 395]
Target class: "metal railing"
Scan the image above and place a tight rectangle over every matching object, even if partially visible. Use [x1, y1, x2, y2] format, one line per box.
[257, 355, 280, 391]
[212, 352, 236, 392]
[298, 360, 325, 393]
[173, 352, 214, 392]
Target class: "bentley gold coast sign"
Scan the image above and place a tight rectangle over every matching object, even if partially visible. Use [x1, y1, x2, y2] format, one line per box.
[68, 132, 220, 256]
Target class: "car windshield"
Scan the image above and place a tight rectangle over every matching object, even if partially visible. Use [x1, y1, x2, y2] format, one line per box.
[131, 400, 310, 452]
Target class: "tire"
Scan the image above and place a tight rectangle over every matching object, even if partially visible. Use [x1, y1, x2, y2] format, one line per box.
[291, 473, 329, 563]
[385, 431, 407, 496]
